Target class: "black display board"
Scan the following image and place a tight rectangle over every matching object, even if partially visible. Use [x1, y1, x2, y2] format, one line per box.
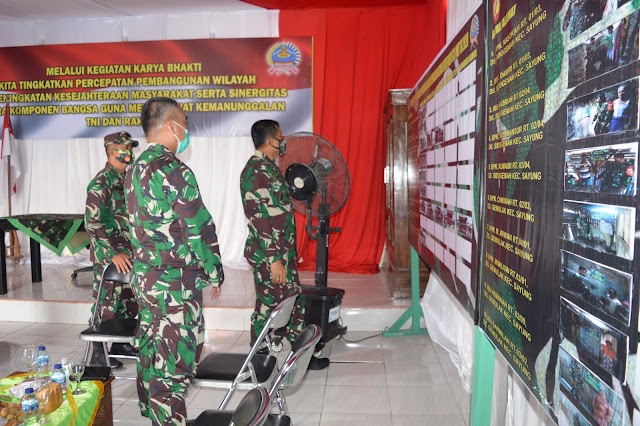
[479, 0, 640, 423]
[407, 7, 485, 318]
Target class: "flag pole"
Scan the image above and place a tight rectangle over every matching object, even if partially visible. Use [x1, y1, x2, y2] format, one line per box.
[7, 153, 11, 216]
[7, 154, 21, 261]
[5, 123, 20, 261]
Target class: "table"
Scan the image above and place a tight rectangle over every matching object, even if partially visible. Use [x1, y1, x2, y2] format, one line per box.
[0, 372, 114, 426]
[0, 215, 90, 295]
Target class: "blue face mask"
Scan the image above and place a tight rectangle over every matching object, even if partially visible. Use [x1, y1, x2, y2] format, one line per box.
[172, 121, 190, 154]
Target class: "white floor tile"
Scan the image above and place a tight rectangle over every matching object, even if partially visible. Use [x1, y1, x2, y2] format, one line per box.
[288, 412, 321, 426]
[393, 413, 466, 426]
[110, 377, 138, 405]
[281, 384, 326, 413]
[322, 385, 390, 414]
[381, 341, 440, 365]
[388, 385, 459, 415]
[326, 361, 387, 386]
[0, 322, 35, 335]
[19, 323, 73, 336]
[320, 413, 392, 425]
[113, 404, 149, 424]
[385, 362, 448, 387]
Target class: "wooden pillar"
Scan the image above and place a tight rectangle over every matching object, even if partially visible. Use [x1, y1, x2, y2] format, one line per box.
[383, 89, 429, 298]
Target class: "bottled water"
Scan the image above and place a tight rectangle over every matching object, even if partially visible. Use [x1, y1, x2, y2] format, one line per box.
[21, 387, 39, 425]
[60, 357, 69, 379]
[35, 346, 49, 375]
[51, 363, 67, 393]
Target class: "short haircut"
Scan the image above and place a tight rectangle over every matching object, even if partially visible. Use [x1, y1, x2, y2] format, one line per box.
[141, 97, 180, 136]
[251, 119, 280, 149]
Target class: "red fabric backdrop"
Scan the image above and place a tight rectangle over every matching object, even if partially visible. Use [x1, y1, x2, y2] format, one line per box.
[280, 3, 446, 274]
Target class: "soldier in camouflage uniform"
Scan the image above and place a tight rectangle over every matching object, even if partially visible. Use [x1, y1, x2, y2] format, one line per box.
[240, 119, 329, 370]
[125, 97, 224, 426]
[592, 93, 612, 135]
[84, 131, 140, 366]
[599, 151, 634, 194]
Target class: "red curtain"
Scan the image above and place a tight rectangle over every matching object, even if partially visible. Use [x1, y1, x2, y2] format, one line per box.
[280, 3, 445, 274]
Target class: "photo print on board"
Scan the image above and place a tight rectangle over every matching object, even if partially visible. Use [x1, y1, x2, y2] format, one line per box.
[564, 142, 638, 195]
[568, 8, 640, 87]
[566, 77, 639, 141]
[560, 298, 628, 382]
[564, 0, 631, 40]
[558, 391, 592, 426]
[561, 200, 636, 260]
[558, 346, 625, 426]
[457, 211, 473, 241]
[560, 250, 632, 326]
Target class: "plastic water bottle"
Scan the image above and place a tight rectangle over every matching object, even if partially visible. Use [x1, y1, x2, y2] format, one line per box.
[35, 346, 49, 375]
[21, 387, 39, 425]
[51, 363, 67, 393]
[60, 357, 69, 378]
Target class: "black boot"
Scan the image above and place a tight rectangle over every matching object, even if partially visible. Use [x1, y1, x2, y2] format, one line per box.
[88, 343, 122, 369]
[307, 356, 330, 371]
[110, 343, 139, 357]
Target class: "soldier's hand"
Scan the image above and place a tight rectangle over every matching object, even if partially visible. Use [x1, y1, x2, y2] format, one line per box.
[270, 261, 286, 285]
[112, 253, 132, 274]
[210, 286, 221, 300]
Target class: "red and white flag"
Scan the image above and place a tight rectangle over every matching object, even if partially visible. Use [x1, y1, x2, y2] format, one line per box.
[0, 102, 20, 201]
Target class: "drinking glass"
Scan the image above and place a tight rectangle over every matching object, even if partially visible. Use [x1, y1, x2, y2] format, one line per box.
[68, 357, 85, 395]
[34, 377, 51, 424]
[20, 344, 38, 379]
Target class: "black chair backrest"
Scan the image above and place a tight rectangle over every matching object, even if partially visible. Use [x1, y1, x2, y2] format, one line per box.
[102, 262, 131, 285]
[231, 386, 270, 426]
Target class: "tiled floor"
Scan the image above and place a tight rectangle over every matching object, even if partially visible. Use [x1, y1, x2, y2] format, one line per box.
[0, 322, 470, 425]
[0, 257, 471, 425]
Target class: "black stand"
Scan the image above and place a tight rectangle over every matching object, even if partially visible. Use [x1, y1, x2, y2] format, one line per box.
[0, 232, 6, 295]
[30, 238, 42, 282]
[304, 213, 347, 350]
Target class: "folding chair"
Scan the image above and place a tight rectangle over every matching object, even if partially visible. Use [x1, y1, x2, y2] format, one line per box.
[79, 263, 137, 367]
[192, 294, 298, 409]
[189, 386, 270, 426]
[71, 265, 92, 280]
[190, 325, 321, 426]
[266, 324, 321, 423]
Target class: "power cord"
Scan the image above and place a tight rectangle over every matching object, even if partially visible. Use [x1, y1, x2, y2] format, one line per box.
[334, 317, 382, 343]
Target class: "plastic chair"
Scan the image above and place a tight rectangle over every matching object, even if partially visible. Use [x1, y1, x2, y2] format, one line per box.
[79, 263, 137, 367]
[189, 386, 270, 426]
[192, 294, 298, 409]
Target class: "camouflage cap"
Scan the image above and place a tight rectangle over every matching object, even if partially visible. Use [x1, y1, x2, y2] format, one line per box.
[104, 131, 139, 148]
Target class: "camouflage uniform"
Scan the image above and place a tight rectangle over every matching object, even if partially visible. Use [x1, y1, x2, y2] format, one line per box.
[240, 150, 305, 346]
[592, 100, 612, 135]
[600, 159, 633, 194]
[84, 163, 138, 321]
[125, 143, 223, 426]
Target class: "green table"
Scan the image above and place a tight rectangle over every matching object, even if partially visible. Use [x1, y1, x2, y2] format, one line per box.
[0, 214, 90, 295]
[0, 372, 109, 426]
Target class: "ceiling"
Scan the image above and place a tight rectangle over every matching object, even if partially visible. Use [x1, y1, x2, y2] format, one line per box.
[0, 0, 428, 21]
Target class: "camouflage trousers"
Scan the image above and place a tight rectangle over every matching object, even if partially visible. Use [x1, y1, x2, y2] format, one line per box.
[251, 257, 306, 346]
[131, 266, 205, 426]
[91, 264, 138, 321]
